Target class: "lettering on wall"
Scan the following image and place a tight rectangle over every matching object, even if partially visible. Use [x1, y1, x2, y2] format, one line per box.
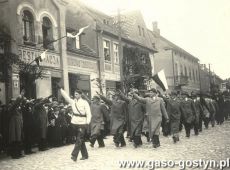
[68, 57, 97, 71]
[19, 47, 61, 68]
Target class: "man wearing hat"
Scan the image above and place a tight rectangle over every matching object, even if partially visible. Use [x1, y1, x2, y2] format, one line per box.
[58, 87, 91, 162]
[119, 90, 145, 148]
[97, 90, 127, 148]
[165, 90, 181, 143]
[133, 88, 169, 148]
[179, 91, 196, 138]
[89, 95, 106, 148]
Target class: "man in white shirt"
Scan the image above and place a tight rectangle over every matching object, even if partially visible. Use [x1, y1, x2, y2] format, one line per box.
[59, 87, 91, 162]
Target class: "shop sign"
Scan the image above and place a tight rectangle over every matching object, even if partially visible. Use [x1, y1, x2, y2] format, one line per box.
[19, 47, 61, 68]
[68, 57, 97, 71]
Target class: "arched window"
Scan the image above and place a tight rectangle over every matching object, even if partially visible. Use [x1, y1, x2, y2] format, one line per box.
[180, 64, 183, 75]
[22, 10, 35, 43]
[42, 17, 54, 49]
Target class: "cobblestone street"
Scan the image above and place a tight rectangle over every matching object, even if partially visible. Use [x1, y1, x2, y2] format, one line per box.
[1, 121, 230, 170]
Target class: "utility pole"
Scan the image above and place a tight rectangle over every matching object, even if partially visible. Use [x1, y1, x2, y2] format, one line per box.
[118, 8, 124, 93]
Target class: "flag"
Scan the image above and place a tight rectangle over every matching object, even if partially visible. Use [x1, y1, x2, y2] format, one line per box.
[35, 50, 47, 66]
[151, 70, 168, 91]
[67, 25, 90, 38]
[76, 25, 90, 36]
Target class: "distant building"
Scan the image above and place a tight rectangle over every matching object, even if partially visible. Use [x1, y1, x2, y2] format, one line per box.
[149, 22, 200, 94]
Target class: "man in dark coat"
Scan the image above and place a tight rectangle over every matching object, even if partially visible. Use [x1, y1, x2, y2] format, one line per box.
[8, 92, 25, 159]
[179, 92, 196, 138]
[133, 88, 169, 148]
[34, 97, 50, 151]
[89, 95, 106, 148]
[22, 100, 36, 154]
[191, 93, 201, 135]
[165, 91, 181, 143]
[98, 91, 127, 148]
[119, 90, 145, 148]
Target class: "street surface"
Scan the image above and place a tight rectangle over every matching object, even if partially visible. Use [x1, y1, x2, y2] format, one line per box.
[0, 121, 230, 170]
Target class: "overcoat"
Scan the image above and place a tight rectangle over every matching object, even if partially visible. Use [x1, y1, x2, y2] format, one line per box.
[34, 102, 48, 139]
[100, 96, 127, 135]
[134, 95, 169, 137]
[90, 103, 105, 137]
[166, 99, 181, 134]
[123, 97, 144, 138]
[179, 99, 196, 124]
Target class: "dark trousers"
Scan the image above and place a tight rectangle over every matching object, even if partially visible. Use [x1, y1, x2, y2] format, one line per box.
[90, 133, 105, 147]
[184, 122, 191, 137]
[204, 118, 209, 129]
[198, 115, 203, 131]
[133, 136, 142, 146]
[194, 122, 199, 135]
[113, 133, 126, 147]
[9, 141, 22, 158]
[71, 124, 88, 159]
[152, 135, 160, 145]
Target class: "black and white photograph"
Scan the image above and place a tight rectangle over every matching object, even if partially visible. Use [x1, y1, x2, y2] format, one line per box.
[0, 0, 230, 169]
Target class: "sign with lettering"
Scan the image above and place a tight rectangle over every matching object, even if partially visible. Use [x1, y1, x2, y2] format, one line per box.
[19, 47, 61, 68]
[68, 57, 97, 71]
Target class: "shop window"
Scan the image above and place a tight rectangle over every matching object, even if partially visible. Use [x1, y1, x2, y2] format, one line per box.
[22, 10, 35, 44]
[42, 17, 54, 50]
[113, 43, 119, 64]
[66, 29, 80, 50]
[103, 40, 111, 62]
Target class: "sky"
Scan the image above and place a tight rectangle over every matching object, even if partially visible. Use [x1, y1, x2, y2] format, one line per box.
[81, 0, 230, 80]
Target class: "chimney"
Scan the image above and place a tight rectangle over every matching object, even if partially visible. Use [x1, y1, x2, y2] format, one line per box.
[152, 21, 160, 35]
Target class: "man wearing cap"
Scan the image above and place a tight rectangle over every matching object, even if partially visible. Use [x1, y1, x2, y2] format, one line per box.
[133, 88, 169, 148]
[119, 90, 145, 148]
[59, 87, 91, 162]
[89, 95, 106, 148]
[165, 91, 181, 143]
[97, 90, 127, 148]
[179, 91, 196, 138]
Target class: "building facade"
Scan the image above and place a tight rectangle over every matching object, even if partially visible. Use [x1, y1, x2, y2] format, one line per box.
[150, 23, 200, 94]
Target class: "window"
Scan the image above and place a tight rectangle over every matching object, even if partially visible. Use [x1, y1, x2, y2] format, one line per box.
[142, 28, 145, 37]
[42, 17, 54, 49]
[193, 69, 195, 81]
[138, 25, 141, 36]
[103, 40, 111, 62]
[113, 43, 119, 64]
[180, 64, 183, 75]
[66, 29, 80, 50]
[196, 70, 199, 81]
[140, 54, 146, 64]
[184, 66, 187, 76]
[22, 10, 35, 43]
[175, 63, 178, 76]
[189, 68, 192, 80]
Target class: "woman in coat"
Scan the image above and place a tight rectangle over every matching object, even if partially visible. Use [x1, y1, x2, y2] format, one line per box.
[133, 88, 169, 148]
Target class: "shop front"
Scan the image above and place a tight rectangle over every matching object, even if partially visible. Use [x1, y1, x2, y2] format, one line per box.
[18, 46, 61, 99]
[67, 54, 99, 99]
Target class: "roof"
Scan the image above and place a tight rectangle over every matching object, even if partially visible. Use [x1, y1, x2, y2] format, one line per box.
[118, 10, 155, 51]
[159, 35, 199, 61]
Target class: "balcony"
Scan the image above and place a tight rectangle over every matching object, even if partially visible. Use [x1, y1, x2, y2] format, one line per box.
[175, 75, 189, 86]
